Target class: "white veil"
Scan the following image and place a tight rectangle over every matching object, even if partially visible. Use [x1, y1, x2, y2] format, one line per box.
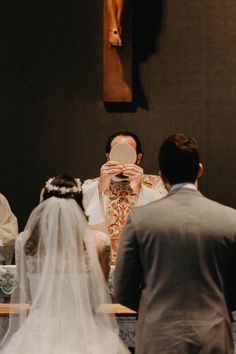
[0, 197, 129, 354]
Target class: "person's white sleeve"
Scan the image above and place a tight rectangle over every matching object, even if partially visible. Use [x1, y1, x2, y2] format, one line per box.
[136, 178, 167, 207]
[15, 231, 31, 303]
[0, 246, 4, 263]
[82, 179, 105, 225]
[0, 194, 18, 264]
[39, 188, 45, 203]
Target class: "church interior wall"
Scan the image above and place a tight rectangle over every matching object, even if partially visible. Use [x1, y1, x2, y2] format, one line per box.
[0, 0, 236, 229]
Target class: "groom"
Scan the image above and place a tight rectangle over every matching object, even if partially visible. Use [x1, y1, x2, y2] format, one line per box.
[114, 133, 236, 354]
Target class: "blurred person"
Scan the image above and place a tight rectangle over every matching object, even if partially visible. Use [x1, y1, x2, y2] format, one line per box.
[0, 193, 18, 265]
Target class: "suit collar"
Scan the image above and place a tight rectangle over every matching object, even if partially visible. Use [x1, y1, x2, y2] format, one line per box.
[170, 182, 197, 192]
[167, 185, 203, 198]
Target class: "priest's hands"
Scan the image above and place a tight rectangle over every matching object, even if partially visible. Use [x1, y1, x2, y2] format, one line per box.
[99, 161, 143, 194]
[122, 164, 143, 194]
[99, 161, 124, 192]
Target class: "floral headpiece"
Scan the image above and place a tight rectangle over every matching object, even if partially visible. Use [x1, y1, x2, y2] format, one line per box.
[45, 178, 82, 194]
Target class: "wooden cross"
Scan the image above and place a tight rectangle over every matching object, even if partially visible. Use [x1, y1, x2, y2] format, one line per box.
[103, 0, 132, 102]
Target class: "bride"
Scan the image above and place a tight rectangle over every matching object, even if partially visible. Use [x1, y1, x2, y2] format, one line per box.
[0, 175, 130, 354]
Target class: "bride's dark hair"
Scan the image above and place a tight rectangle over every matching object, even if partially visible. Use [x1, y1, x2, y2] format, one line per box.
[42, 174, 83, 208]
[25, 174, 84, 256]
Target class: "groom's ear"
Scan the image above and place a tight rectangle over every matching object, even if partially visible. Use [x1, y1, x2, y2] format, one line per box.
[105, 153, 110, 161]
[197, 163, 203, 178]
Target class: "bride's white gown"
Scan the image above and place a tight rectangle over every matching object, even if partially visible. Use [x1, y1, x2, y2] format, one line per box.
[0, 198, 130, 354]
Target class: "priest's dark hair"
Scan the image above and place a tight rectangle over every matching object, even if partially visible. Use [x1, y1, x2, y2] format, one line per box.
[105, 131, 143, 154]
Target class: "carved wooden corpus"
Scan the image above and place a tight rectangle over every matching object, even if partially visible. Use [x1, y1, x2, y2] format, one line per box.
[103, 0, 132, 102]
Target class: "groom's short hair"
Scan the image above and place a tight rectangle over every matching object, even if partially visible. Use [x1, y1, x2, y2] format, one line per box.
[159, 133, 200, 185]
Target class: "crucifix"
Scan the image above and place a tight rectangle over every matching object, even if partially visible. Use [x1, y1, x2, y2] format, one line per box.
[103, 0, 132, 102]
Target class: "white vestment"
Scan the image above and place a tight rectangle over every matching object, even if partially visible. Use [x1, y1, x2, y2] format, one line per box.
[82, 174, 167, 264]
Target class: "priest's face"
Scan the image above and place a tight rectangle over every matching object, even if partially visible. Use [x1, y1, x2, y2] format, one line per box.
[106, 135, 143, 177]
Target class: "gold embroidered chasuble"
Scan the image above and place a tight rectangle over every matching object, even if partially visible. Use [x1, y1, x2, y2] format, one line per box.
[104, 175, 159, 264]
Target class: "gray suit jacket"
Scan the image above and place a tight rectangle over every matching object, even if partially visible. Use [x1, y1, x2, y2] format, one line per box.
[114, 187, 236, 354]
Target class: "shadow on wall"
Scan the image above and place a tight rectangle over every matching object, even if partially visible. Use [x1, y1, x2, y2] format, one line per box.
[105, 0, 163, 112]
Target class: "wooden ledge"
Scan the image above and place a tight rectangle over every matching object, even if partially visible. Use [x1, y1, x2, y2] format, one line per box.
[0, 303, 137, 317]
[0, 303, 31, 315]
[97, 303, 137, 317]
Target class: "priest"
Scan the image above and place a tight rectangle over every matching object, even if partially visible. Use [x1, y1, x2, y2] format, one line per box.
[82, 131, 167, 265]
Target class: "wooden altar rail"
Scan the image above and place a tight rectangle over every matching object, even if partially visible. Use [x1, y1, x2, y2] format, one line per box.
[97, 304, 137, 317]
[0, 303, 137, 317]
[0, 304, 31, 315]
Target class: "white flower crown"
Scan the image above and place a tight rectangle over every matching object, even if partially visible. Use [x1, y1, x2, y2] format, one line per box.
[45, 178, 82, 194]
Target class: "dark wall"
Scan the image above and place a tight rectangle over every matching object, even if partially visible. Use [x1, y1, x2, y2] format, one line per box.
[1, 0, 236, 229]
